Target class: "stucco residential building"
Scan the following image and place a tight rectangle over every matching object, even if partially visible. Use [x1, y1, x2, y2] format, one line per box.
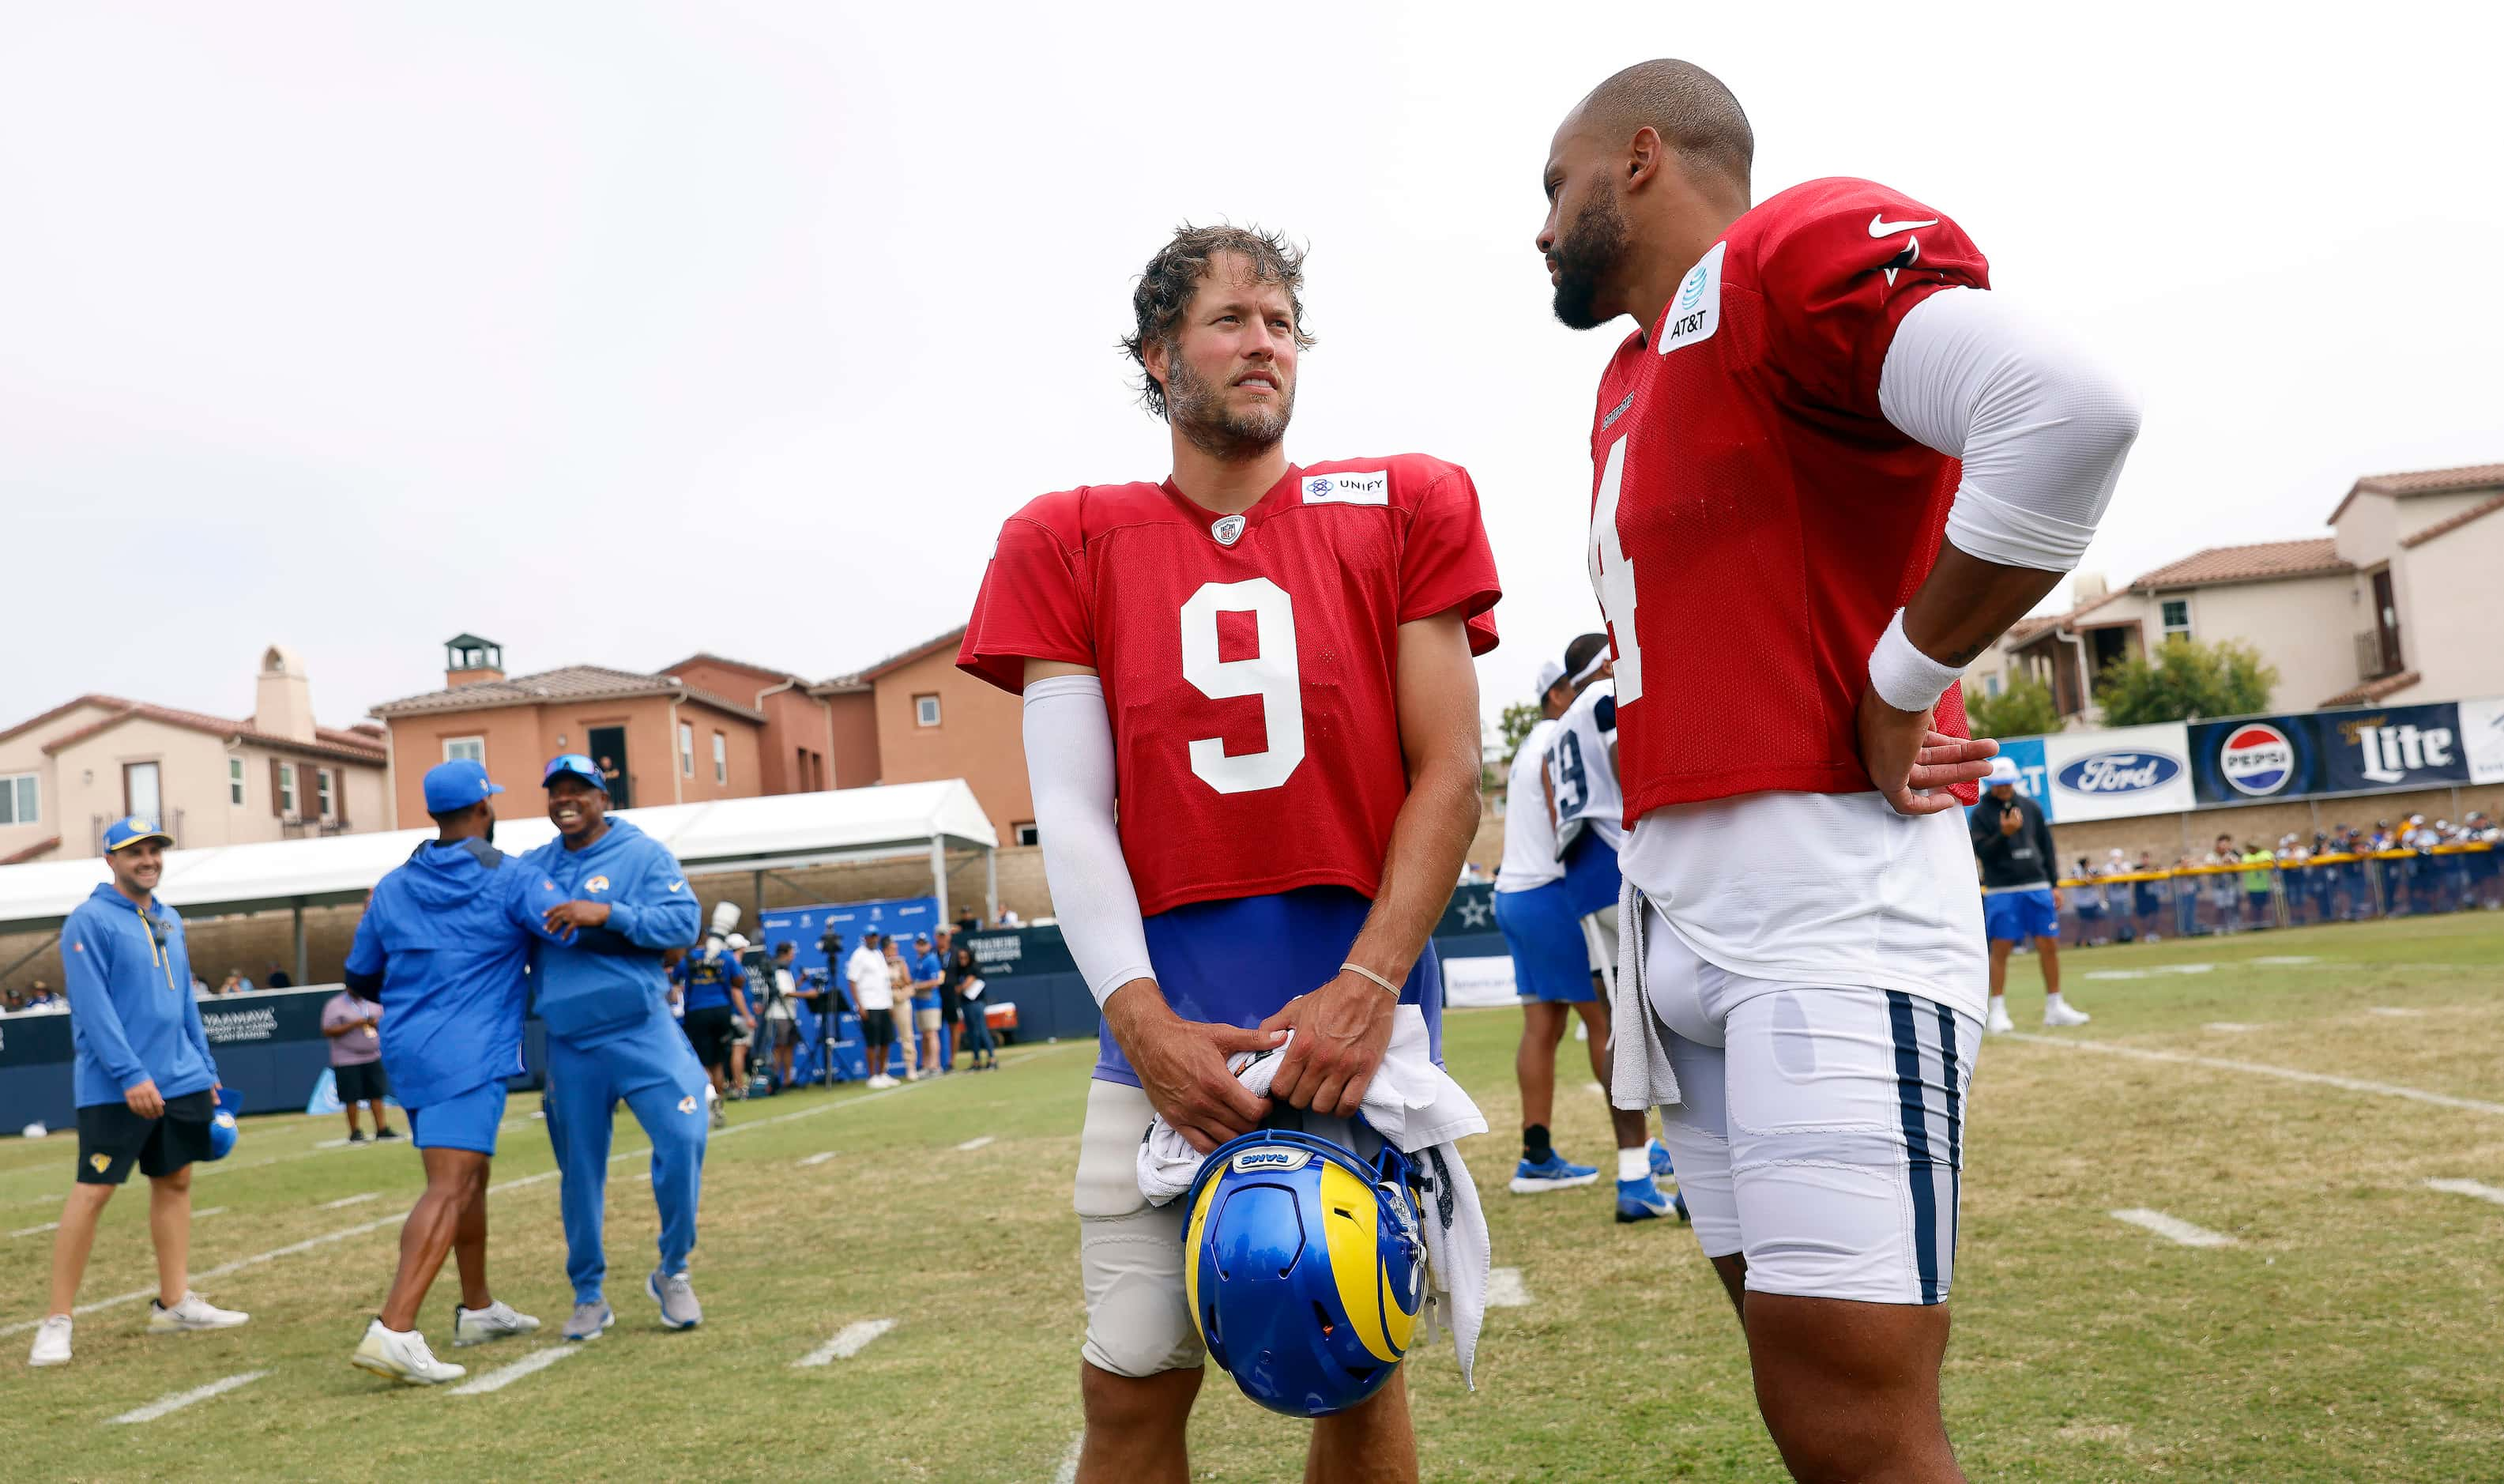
[827, 627, 1032, 845]
[1967, 461, 2504, 727]
[0, 646, 390, 863]
[371, 635, 801, 824]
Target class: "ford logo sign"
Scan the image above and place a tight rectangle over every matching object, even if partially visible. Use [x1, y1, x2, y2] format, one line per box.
[2055, 750, 2184, 795]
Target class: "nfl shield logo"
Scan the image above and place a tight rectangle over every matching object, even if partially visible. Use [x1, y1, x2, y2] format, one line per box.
[1211, 515, 1245, 546]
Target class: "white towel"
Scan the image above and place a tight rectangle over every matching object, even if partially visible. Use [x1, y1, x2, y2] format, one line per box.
[1137, 1005, 1493, 1390]
[1610, 877, 1682, 1112]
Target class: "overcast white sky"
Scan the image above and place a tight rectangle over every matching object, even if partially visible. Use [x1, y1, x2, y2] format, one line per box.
[4, 2, 2498, 736]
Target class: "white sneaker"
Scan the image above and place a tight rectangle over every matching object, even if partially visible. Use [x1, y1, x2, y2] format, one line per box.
[2043, 1001, 2093, 1027]
[867, 1075, 896, 1090]
[148, 1290, 249, 1332]
[28, 1315, 71, 1367]
[1985, 1001, 2016, 1035]
[350, 1318, 466, 1385]
[452, 1299, 541, 1347]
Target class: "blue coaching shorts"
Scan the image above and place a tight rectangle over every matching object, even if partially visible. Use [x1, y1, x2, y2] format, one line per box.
[1494, 883, 1597, 1004]
[1559, 831, 1621, 918]
[1982, 887, 2060, 944]
[409, 1079, 508, 1155]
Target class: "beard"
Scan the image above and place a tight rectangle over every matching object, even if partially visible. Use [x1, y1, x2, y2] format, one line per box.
[1165, 352, 1293, 461]
[1549, 187, 1630, 330]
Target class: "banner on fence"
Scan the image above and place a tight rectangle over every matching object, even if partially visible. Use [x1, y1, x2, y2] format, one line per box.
[2038, 722, 2195, 822]
[2189, 714, 2322, 804]
[2460, 697, 2504, 785]
[2314, 702, 2468, 794]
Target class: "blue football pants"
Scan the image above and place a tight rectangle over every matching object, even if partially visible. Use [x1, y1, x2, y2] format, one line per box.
[544, 1015, 710, 1305]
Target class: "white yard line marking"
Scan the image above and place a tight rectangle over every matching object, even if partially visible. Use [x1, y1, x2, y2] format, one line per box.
[798, 1151, 838, 1167]
[2369, 1007, 2427, 1018]
[793, 1317, 897, 1367]
[2085, 970, 2150, 980]
[2253, 955, 2321, 966]
[489, 1169, 562, 1194]
[107, 1369, 272, 1424]
[2204, 1023, 2263, 1033]
[318, 1192, 379, 1210]
[194, 1207, 227, 1218]
[1052, 1431, 1083, 1484]
[449, 1343, 582, 1395]
[2110, 1208, 2235, 1247]
[2427, 1178, 2504, 1207]
[9, 1221, 60, 1238]
[2003, 1033, 2504, 1117]
[2, 1209, 405, 1339]
[955, 1136, 995, 1151]
[1486, 1267, 1533, 1308]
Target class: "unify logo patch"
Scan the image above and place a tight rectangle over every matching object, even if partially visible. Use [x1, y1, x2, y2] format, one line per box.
[1230, 1147, 1312, 1174]
[1302, 471, 1388, 507]
[1657, 241, 1726, 356]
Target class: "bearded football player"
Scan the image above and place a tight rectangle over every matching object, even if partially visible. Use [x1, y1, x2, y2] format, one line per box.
[1537, 62, 2141, 1482]
[958, 227, 1498, 1483]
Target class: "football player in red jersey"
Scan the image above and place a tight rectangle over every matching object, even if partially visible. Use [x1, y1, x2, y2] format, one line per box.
[1536, 62, 2141, 1482]
[958, 226, 1498, 1484]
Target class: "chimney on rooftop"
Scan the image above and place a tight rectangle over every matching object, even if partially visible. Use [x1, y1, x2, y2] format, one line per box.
[2070, 571, 2108, 607]
[253, 645, 318, 742]
[445, 633, 506, 688]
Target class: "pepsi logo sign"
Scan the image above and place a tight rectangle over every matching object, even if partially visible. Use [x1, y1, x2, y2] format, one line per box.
[1229, 1147, 1312, 1175]
[2219, 722, 2296, 797]
[2055, 750, 2184, 795]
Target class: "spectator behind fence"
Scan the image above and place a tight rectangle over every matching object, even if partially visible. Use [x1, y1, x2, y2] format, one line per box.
[948, 944, 998, 1072]
[266, 961, 293, 990]
[2239, 841, 2277, 928]
[320, 988, 400, 1143]
[881, 938, 921, 1079]
[764, 941, 800, 1087]
[2130, 850, 2166, 944]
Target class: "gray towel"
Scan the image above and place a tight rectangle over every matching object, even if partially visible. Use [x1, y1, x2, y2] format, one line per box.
[1610, 877, 1681, 1111]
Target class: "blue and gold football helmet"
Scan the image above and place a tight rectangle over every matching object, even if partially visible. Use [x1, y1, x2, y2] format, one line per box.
[1180, 1123, 1426, 1418]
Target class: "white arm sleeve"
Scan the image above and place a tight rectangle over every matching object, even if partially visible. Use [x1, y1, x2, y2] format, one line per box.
[1878, 286, 2142, 573]
[1022, 673, 1158, 1008]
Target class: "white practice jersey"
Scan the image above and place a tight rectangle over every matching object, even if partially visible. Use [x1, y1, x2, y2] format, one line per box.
[1545, 682, 1625, 856]
[1497, 719, 1563, 893]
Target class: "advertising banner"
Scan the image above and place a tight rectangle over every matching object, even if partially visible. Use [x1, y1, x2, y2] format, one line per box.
[2039, 722, 2195, 822]
[2460, 696, 2504, 785]
[2188, 714, 2322, 805]
[2312, 702, 2468, 795]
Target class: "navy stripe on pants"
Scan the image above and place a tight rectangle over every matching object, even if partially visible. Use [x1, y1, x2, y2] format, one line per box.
[1885, 990, 1941, 1305]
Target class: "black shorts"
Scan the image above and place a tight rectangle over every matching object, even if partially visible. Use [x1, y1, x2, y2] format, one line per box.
[858, 1006, 896, 1049]
[334, 1060, 390, 1105]
[77, 1090, 217, 1185]
[683, 1005, 736, 1068]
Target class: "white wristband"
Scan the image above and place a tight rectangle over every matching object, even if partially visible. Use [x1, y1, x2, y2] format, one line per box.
[1866, 608, 1964, 713]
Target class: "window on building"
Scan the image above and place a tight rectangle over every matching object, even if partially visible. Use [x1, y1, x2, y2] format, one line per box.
[680, 722, 695, 777]
[713, 731, 727, 785]
[444, 736, 484, 764]
[317, 768, 334, 818]
[1984, 674, 2002, 697]
[124, 761, 162, 823]
[0, 773, 37, 826]
[277, 762, 297, 815]
[2160, 599, 2191, 642]
[1012, 821, 1039, 847]
[915, 694, 941, 728]
[228, 756, 245, 806]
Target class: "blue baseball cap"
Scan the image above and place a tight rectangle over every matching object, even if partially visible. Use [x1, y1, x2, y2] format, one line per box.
[543, 753, 608, 793]
[101, 815, 174, 853]
[423, 758, 505, 813]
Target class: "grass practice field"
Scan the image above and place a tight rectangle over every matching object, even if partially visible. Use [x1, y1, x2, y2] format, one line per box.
[6, 913, 2502, 1482]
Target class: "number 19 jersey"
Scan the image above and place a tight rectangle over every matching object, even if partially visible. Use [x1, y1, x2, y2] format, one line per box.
[1544, 681, 1623, 857]
[957, 454, 1502, 917]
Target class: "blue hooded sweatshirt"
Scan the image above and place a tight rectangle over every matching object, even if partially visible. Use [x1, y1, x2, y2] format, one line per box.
[524, 815, 701, 1045]
[342, 837, 578, 1109]
[62, 883, 218, 1109]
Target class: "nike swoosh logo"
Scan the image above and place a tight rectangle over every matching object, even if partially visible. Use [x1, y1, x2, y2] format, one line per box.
[1868, 213, 1938, 237]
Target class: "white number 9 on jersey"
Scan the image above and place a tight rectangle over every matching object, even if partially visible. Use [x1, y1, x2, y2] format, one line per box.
[1179, 578, 1305, 794]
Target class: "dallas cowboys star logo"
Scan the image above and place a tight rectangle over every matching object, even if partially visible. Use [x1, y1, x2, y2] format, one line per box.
[1457, 897, 1492, 928]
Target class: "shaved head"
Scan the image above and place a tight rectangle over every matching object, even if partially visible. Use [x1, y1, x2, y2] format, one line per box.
[1576, 59, 1753, 191]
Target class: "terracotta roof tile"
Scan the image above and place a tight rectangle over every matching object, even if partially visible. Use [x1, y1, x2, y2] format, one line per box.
[368, 665, 765, 722]
[2329, 461, 2504, 522]
[1, 836, 60, 866]
[2399, 492, 2504, 549]
[2318, 670, 2421, 707]
[34, 701, 386, 763]
[2126, 537, 2351, 590]
[842, 627, 968, 685]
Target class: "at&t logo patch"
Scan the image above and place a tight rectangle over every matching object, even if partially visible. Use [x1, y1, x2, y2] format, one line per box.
[2219, 723, 2295, 797]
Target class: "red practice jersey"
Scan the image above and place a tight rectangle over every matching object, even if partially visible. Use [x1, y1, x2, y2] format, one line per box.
[959, 456, 1501, 917]
[1589, 177, 1989, 823]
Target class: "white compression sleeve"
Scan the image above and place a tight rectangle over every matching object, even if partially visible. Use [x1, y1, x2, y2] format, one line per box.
[1878, 286, 2142, 573]
[1022, 673, 1158, 1008]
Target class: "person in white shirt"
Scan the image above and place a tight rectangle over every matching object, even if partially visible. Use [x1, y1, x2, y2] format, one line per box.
[763, 941, 800, 1087]
[845, 932, 899, 1089]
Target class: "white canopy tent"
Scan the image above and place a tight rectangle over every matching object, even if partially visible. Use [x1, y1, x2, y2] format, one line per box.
[0, 780, 999, 981]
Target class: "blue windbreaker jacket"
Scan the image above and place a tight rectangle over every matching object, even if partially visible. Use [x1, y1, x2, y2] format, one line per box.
[524, 816, 701, 1044]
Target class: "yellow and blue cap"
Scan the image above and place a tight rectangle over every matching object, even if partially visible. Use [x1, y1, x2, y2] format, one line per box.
[102, 816, 174, 853]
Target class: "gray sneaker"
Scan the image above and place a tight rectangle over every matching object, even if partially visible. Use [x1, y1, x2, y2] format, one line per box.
[562, 1301, 613, 1342]
[647, 1268, 702, 1331]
